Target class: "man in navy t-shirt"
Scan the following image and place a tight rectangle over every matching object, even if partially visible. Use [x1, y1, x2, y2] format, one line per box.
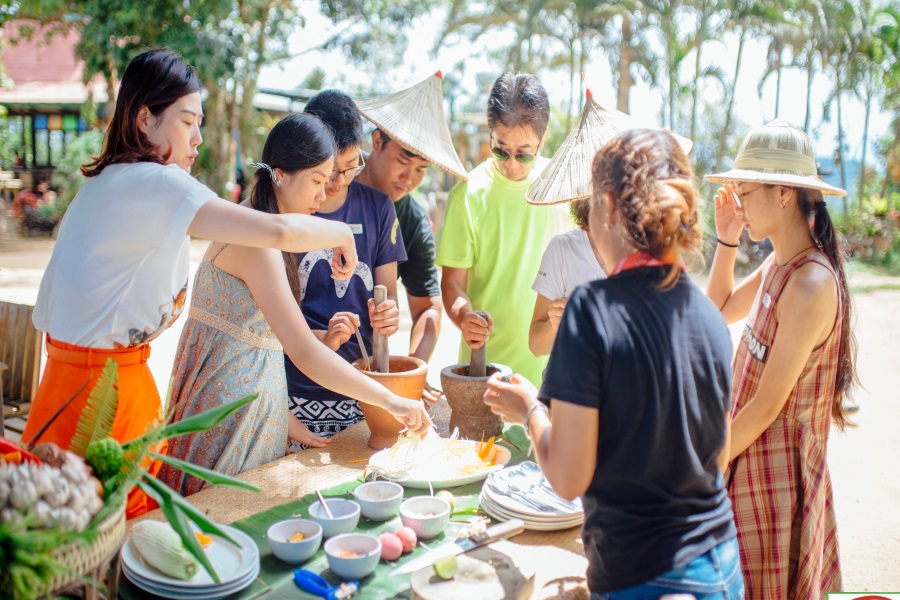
[286, 91, 407, 451]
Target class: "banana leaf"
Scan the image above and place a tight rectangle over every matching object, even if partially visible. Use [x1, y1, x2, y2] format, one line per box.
[138, 474, 239, 547]
[70, 359, 118, 456]
[137, 478, 221, 584]
[125, 393, 258, 451]
[147, 452, 261, 492]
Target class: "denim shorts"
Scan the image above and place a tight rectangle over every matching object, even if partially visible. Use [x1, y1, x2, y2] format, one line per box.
[592, 537, 744, 600]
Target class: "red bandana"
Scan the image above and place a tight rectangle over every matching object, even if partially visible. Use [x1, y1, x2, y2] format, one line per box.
[610, 251, 684, 276]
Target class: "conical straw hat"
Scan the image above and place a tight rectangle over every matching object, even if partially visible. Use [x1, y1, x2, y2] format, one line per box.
[356, 72, 468, 181]
[705, 120, 846, 196]
[526, 90, 693, 205]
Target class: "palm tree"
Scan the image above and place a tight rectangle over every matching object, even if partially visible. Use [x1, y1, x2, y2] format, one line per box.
[714, 0, 781, 173]
[756, 5, 807, 121]
[687, 0, 728, 142]
[818, 0, 863, 208]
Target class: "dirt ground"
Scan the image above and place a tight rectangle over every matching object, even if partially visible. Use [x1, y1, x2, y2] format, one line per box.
[1, 233, 898, 592]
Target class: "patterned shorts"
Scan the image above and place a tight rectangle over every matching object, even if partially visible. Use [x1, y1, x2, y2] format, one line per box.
[287, 395, 364, 452]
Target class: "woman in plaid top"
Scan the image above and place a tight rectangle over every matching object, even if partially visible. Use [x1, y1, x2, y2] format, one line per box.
[706, 121, 858, 599]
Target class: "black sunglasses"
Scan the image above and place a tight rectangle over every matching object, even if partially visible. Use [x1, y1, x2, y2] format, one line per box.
[490, 135, 538, 164]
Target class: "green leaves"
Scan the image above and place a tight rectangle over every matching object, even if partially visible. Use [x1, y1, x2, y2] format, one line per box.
[138, 477, 221, 584]
[159, 393, 258, 440]
[70, 359, 118, 457]
[148, 452, 261, 493]
[124, 392, 258, 452]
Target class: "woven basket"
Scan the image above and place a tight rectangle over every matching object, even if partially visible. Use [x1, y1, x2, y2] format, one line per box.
[42, 501, 126, 594]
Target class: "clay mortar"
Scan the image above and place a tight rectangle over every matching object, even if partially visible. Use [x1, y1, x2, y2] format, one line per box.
[352, 355, 427, 449]
[440, 362, 512, 441]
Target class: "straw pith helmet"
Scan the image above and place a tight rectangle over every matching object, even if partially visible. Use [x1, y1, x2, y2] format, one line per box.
[355, 72, 468, 181]
[526, 90, 693, 205]
[705, 120, 846, 196]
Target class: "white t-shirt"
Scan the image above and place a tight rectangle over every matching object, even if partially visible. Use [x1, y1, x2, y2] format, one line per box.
[532, 228, 606, 300]
[33, 162, 214, 348]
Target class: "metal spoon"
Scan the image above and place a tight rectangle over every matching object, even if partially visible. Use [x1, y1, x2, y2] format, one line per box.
[315, 490, 335, 519]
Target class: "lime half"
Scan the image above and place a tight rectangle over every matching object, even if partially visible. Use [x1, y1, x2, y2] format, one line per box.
[433, 554, 458, 580]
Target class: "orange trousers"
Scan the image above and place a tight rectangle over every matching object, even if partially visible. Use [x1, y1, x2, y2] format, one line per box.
[22, 336, 167, 519]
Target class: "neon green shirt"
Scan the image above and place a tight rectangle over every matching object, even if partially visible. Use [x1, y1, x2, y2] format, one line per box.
[435, 158, 572, 386]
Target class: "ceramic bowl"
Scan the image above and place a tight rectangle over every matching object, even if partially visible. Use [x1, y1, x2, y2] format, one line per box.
[353, 481, 404, 521]
[399, 496, 451, 540]
[308, 498, 361, 538]
[266, 519, 322, 564]
[324, 533, 382, 580]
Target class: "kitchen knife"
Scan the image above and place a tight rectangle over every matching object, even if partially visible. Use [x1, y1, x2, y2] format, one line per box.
[390, 518, 525, 576]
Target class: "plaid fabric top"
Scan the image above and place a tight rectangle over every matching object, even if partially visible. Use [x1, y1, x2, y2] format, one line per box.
[728, 252, 843, 600]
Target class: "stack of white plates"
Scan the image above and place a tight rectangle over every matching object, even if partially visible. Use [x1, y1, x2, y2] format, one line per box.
[480, 462, 584, 531]
[121, 524, 259, 599]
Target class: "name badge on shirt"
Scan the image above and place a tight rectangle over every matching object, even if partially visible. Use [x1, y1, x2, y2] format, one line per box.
[350, 224, 364, 235]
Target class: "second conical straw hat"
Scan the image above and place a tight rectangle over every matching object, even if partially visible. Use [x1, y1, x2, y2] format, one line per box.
[526, 91, 693, 205]
[356, 72, 468, 181]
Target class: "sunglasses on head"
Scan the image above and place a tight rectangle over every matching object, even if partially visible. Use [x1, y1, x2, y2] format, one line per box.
[490, 135, 537, 164]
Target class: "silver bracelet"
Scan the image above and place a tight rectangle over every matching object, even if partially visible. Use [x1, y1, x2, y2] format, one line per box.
[524, 403, 550, 440]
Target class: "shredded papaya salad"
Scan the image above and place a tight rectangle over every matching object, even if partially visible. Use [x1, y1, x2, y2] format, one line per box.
[367, 427, 505, 482]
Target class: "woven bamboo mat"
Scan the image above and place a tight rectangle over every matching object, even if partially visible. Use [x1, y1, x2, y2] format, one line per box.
[127, 402, 589, 599]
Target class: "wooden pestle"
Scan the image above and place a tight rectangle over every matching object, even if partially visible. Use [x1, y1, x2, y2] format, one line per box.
[469, 310, 488, 377]
[372, 285, 390, 373]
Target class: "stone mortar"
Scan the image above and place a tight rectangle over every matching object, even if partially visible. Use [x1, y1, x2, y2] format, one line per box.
[440, 362, 513, 441]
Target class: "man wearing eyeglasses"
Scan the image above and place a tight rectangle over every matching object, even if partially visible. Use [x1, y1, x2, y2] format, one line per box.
[436, 73, 571, 387]
[284, 89, 407, 450]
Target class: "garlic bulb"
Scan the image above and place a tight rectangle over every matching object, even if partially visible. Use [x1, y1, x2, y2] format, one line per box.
[0, 452, 104, 532]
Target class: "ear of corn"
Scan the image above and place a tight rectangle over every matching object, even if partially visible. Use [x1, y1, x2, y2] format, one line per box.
[132, 521, 201, 580]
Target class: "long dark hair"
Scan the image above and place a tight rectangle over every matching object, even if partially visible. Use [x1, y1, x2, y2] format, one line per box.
[797, 187, 858, 429]
[250, 113, 335, 301]
[82, 49, 201, 177]
[592, 129, 702, 288]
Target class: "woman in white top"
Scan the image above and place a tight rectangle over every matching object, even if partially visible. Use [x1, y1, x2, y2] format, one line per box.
[529, 198, 606, 356]
[22, 49, 426, 518]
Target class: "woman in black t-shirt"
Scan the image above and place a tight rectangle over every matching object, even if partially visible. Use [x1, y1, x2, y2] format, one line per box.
[484, 129, 743, 599]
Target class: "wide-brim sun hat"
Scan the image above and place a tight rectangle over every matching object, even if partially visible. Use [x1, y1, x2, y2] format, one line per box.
[526, 89, 693, 205]
[705, 119, 846, 196]
[355, 72, 468, 181]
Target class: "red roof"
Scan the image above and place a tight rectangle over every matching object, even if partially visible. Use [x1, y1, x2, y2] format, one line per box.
[0, 20, 107, 109]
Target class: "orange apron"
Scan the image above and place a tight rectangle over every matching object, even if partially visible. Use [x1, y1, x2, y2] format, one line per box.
[22, 336, 168, 519]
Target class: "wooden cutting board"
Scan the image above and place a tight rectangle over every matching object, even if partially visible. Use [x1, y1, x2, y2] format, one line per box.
[410, 541, 535, 600]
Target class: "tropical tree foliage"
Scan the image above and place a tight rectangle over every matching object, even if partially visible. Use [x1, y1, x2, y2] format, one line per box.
[2, 0, 899, 208]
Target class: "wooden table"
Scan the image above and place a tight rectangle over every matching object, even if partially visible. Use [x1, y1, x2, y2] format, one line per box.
[130, 404, 590, 599]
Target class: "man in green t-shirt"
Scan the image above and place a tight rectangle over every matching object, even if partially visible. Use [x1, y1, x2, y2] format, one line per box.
[435, 73, 571, 387]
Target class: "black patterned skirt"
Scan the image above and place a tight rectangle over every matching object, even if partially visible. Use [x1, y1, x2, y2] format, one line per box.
[287, 395, 364, 452]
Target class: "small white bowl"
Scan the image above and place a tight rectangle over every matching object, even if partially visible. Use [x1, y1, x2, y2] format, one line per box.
[309, 499, 361, 538]
[353, 481, 404, 521]
[399, 496, 450, 540]
[324, 533, 382, 580]
[266, 519, 322, 564]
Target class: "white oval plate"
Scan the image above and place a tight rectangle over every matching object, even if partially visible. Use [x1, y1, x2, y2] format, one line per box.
[123, 562, 258, 599]
[121, 523, 258, 589]
[480, 493, 583, 531]
[483, 471, 583, 519]
[367, 440, 511, 489]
